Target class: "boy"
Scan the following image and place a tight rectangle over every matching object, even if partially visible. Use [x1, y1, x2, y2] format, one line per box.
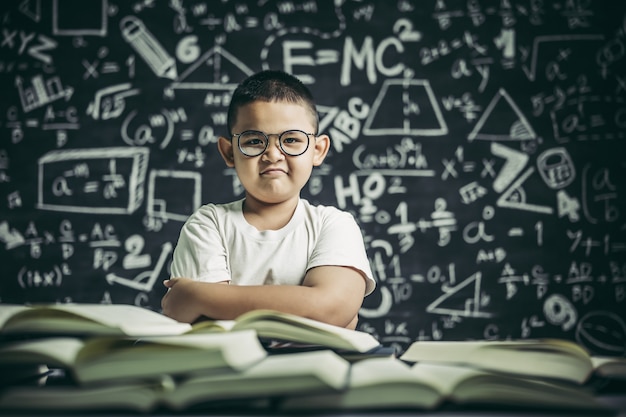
[161, 70, 375, 329]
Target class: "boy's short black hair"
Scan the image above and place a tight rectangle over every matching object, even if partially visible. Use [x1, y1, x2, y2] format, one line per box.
[226, 70, 319, 135]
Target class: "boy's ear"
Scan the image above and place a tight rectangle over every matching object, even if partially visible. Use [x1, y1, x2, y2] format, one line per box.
[217, 136, 235, 167]
[312, 134, 330, 166]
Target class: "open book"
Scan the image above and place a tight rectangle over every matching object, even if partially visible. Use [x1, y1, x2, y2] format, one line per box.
[190, 309, 381, 353]
[399, 338, 604, 384]
[0, 305, 381, 354]
[0, 350, 350, 413]
[0, 304, 191, 337]
[280, 357, 609, 412]
[591, 356, 626, 380]
[0, 330, 267, 385]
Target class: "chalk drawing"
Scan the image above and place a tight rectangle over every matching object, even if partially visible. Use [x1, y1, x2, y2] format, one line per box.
[497, 167, 554, 214]
[0, 221, 25, 250]
[363, 79, 448, 136]
[537, 147, 575, 189]
[543, 293, 578, 331]
[52, 0, 108, 37]
[19, 0, 42, 22]
[37, 147, 149, 214]
[146, 170, 202, 223]
[86, 83, 140, 121]
[523, 35, 605, 81]
[170, 46, 254, 91]
[490, 142, 529, 193]
[16, 75, 73, 113]
[106, 242, 172, 292]
[468, 88, 537, 141]
[120, 16, 178, 80]
[427, 271, 493, 318]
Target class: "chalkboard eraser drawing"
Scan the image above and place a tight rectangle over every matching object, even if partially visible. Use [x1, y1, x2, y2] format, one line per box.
[37, 147, 149, 214]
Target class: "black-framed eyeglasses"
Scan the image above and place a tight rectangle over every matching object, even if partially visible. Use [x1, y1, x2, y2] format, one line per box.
[232, 130, 315, 157]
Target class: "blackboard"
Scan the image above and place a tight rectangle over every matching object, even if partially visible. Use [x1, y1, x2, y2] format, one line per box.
[1, 0, 625, 355]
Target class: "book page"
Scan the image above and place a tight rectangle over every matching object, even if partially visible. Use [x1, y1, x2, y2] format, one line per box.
[231, 310, 380, 352]
[53, 304, 192, 336]
[0, 337, 85, 368]
[0, 305, 29, 329]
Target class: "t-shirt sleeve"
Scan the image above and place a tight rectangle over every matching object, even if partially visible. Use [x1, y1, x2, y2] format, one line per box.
[169, 208, 231, 283]
[308, 209, 376, 296]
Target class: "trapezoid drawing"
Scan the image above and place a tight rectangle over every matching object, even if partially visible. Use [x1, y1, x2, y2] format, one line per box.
[468, 88, 537, 142]
[363, 79, 448, 136]
[170, 46, 254, 91]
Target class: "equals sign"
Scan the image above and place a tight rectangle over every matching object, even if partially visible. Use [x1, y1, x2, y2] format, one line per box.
[431, 211, 456, 229]
[180, 129, 194, 141]
[101, 62, 120, 73]
[316, 50, 339, 65]
[611, 242, 626, 252]
[245, 17, 258, 27]
[83, 182, 99, 193]
[463, 162, 476, 172]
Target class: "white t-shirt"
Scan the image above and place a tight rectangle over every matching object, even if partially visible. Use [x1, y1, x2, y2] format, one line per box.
[170, 198, 375, 296]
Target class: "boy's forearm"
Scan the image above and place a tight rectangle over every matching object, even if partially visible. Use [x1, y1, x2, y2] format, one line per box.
[192, 282, 358, 328]
[162, 266, 367, 327]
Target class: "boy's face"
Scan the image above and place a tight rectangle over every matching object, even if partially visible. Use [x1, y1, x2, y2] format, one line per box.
[218, 100, 329, 206]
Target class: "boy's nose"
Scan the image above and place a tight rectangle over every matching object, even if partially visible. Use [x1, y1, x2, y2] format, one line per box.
[261, 137, 285, 161]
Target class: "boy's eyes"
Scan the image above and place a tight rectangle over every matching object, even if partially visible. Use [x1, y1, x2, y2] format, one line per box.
[235, 130, 312, 157]
[282, 136, 303, 143]
[240, 132, 305, 144]
[243, 137, 265, 145]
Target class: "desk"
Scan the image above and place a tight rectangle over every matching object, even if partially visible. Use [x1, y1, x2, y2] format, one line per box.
[2, 369, 625, 417]
[2, 395, 624, 417]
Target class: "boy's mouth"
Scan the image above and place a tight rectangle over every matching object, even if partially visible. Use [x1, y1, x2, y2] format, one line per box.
[261, 168, 287, 175]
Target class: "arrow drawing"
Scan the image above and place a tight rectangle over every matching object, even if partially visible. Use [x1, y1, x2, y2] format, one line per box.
[106, 242, 172, 292]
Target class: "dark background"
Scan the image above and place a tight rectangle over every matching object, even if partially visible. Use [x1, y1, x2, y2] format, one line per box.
[1, 0, 625, 355]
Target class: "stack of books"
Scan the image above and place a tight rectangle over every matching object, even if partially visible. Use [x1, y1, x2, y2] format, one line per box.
[0, 303, 383, 412]
[0, 303, 624, 413]
[283, 338, 626, 413]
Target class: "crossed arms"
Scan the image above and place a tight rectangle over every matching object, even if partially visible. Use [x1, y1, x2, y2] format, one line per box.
[161, 265, 367, 329]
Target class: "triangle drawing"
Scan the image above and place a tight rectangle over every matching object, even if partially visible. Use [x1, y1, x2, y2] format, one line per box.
[426, 272, 493, 318]
[496, 167, 554, 214]
[468, 88, 537, 141]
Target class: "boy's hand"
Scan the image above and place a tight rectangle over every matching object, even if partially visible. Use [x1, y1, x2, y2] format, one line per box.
[161, 277, 202, 323]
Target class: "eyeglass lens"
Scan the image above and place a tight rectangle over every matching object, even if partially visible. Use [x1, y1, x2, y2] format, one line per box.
[238, 130, 310, 157]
